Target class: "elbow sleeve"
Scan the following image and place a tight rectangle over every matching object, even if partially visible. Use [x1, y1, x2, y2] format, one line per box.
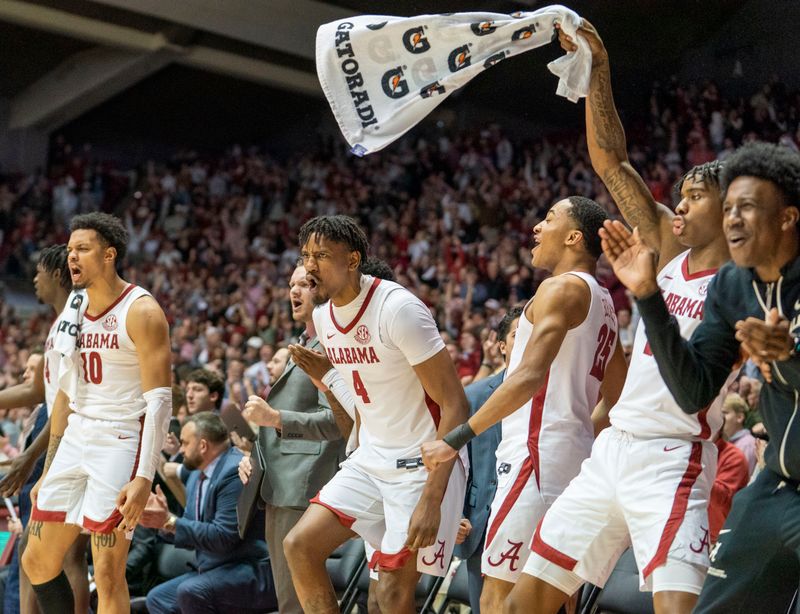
[136, 386, 172, 481]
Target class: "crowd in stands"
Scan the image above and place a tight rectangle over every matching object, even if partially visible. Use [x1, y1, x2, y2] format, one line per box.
[3, 75, 800, 396]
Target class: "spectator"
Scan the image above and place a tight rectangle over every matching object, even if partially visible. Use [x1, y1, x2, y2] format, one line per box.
[141, 412, 277, 613]
[720, 393, 757, 473]
[456, 307, 522, 614]
[184, 369, 224, 415]
[239, 265, 345, 614]
[709, 432, 750, 543]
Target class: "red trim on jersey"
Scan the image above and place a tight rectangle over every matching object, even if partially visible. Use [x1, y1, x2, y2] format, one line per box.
[528, 372, 550, 490]
[329, 278, 382, 334]
[485, 457, 534, 548]
[84, 415, 145, 534]
[424, 393, 441, 429]
[83, 284, 136, 321]
[309, 495, 356, 529]
[369, 547, 413, 572]
[680, 256, 718, 282]
[530, 521, 578, 571]
[697, 407, 711, 440]
[30, 506, 66, 523]
[642, 441, 703, 578]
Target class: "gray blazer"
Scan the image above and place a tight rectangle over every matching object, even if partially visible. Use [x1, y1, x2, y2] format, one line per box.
[258, 336, 346, 509]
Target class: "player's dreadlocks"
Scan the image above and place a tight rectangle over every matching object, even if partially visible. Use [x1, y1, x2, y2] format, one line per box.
[673, 160, 724, 200]
[298, 215, 370, 267]
[38, 244, 71, 290]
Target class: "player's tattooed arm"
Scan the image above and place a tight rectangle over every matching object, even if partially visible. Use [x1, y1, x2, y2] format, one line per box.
[323, 391, 354, 440]
[577, 21, 677, 263]
[43, 434, 62, 471]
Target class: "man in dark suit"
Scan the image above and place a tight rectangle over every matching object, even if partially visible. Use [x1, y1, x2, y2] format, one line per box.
[455, 307, 523, 614]
[240, 264, 347, 613]
[142, 412, 277, 613]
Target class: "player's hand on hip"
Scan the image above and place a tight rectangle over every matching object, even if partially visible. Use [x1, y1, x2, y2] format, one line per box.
[600, 221, 659, 298]
[0, 452, 35, 497]
[238, 454, 252, 485]
[420, 440, 457, 472]
[116, 476, 153, 532]
[405, 496, 441, 551]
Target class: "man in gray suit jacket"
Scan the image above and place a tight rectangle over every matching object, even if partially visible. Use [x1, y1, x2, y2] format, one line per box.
[241, 265, 347, 614]
[455, 306, 522, 614]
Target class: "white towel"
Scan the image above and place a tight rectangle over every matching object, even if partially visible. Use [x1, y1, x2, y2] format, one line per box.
[316, 5, 591, 156]
[47, 289, 87, 403]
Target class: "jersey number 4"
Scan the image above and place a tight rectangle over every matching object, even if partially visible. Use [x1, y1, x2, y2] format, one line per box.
[590, 324, 616, 380]
[80, 351, 103, 384]
[352, 370, 371, 404]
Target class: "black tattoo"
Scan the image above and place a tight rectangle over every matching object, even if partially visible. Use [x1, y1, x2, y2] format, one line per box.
[43, 435, 63, 471]
[589, 62, 625, 156]
[603, 166, 659, 236]
[92, 532, 117, 549]
[29, 520, 43, 539]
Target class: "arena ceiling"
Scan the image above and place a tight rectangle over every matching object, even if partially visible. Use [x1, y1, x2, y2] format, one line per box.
[0, 0, 769, 144]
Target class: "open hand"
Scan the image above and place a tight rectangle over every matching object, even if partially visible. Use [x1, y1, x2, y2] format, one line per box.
[116, 476, 153, 532]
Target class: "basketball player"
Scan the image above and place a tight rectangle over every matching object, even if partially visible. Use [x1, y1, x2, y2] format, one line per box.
[21, 213, 172, 614]
[282, 215, 469, 614]
[0, 245, 90, 614]
[422, 196, 628, 612]
[506, 23, 731, 614]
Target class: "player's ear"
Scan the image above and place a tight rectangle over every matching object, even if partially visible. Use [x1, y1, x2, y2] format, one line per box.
[348, 251, 360, 272]
[565, 229, 583, 248]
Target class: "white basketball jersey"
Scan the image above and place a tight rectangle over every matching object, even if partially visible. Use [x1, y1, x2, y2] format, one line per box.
[71, 284, 151, 421]
[43, 318, 59, 416]
[314, 276, 446, 475]
[495, 272, 618, 498]
[610, 251, 721, 439]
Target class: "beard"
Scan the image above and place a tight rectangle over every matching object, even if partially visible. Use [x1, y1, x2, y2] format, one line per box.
[182, 454, 201, 471]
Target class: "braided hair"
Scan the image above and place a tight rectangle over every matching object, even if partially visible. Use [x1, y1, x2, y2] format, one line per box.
[298, 215, 369, 266]
[38, 244, 71, 290]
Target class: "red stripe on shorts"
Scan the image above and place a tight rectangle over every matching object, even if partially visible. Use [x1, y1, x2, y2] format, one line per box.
[310, 494, 356, 529]
[484, 456, 533, 548]
[30, 505, 66, 523]
[530, 521, 578, 571]
[369, 547, 412, 572]
[642, 441, 703, 578]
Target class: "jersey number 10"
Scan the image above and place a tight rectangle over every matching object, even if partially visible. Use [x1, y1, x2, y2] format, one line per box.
[80, 351, 104, 384]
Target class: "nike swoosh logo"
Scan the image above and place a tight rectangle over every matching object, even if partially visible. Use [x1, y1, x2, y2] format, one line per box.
[663, 445, 682, 452]
[718, 529, 731, 535]
[795, 298, 800, 311]
[326, 333, 336, 339]
[118, 435, 133, 440]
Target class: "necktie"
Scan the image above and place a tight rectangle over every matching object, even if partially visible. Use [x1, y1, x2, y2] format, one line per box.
[195, 471, 207, 520]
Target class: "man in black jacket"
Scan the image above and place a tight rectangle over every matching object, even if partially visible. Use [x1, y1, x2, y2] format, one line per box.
[601, 141, 800, 613]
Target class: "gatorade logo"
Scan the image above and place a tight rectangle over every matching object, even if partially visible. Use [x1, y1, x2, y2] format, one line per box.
[512, 25, 537, 40]
[420, 81, 445, 98]
[447, 45, 471, 72]
[471, 20, 496, 36]
[381, 67, 409, 99]
[483, 51, 507, 69]
[402, 26, 430, 54]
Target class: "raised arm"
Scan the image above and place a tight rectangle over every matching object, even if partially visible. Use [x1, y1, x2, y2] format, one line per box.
[561, 21, 679, 267]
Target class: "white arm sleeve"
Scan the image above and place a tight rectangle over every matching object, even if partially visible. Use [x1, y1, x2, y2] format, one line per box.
[322, 368, 356, 419]
[136, 386, 173, 481]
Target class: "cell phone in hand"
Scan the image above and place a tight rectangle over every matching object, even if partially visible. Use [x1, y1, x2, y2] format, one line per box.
[220, 403, 256, 442]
